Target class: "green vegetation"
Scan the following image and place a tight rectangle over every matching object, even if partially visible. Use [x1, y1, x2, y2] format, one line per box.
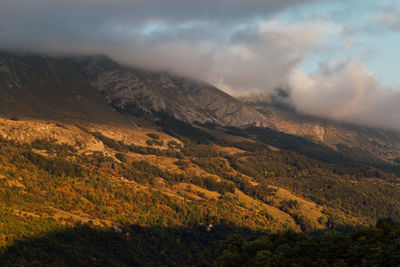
[0, 136, 280, 265]
[31, 138, 77, 155]
[146, 133, 160, 140]
[3, 51, 400, 265]
[90, 130, 183, 157]
[216, 219, 400, 267]
[22, 150, 83, 177]
[1, 116, 400, 265]
[126, 160, 235, 194]
[0, 221, 257, 267]
[146, 139, 164, 146]
[173, 159, 189, 170]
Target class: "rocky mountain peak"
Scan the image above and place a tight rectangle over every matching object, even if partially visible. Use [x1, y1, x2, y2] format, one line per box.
[0, 52, 273, 128]
[82, 57, 274, 128]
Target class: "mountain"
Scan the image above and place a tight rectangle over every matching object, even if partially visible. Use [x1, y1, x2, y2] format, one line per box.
[1, 52, 400, 265]
[0, 52, 272, 128]
[240, 92, 400, 164]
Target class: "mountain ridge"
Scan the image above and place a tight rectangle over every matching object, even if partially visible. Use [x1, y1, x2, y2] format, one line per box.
[0, 52, 273, 128]
[240, 92, 400, 163]
[1, 52, 400, 265]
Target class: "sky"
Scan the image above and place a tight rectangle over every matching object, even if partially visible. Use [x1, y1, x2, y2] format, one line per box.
[1, 0, 400, 129]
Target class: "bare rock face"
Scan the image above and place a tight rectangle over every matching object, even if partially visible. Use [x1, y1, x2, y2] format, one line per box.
[83, 56, 273, 128]
[0, 52, 272, 128]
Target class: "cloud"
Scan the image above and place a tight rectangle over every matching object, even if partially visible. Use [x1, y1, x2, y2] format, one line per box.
[374, 11, 400, 31]
[0, 0, 319, 51]
[2, 0, 400, 130]
[288, 61, 400, 130]
[209, 20, 340, 93]
[0, 0, 331, 94]
[372, 1, 400, 32]
[0, 0, 318, 26]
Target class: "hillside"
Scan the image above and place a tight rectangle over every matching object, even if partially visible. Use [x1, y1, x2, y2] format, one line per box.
[1, 116, 400, 265]
[1, 53, 400, 265]
[241, 92, 400, 163]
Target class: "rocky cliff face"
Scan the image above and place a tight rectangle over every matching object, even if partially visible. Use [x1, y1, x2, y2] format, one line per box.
[82, 56, 273, 127]
[0, 53, 272, 128]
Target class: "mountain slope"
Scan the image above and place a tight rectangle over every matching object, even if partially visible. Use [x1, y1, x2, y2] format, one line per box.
[241, 93, 400, 163]
[0, 52, 272, 128]
[1, 52, 400, 265]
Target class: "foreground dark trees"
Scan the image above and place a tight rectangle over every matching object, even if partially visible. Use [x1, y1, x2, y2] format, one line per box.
[1, 219, 399, 266]
[217, 219, 400, 267]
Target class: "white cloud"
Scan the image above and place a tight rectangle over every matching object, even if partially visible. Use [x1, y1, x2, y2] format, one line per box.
[0, 0, 330, 95]
[289, 61, 400, 129]
[375, 12, 400, 31]
[2, 0, 400, 130]
[373, 1, 400, 32]
[202, 19, 341, 93]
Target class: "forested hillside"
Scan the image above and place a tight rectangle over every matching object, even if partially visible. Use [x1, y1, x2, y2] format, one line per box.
[1, 53, 400, 266]
[0, 114, 399, 265]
